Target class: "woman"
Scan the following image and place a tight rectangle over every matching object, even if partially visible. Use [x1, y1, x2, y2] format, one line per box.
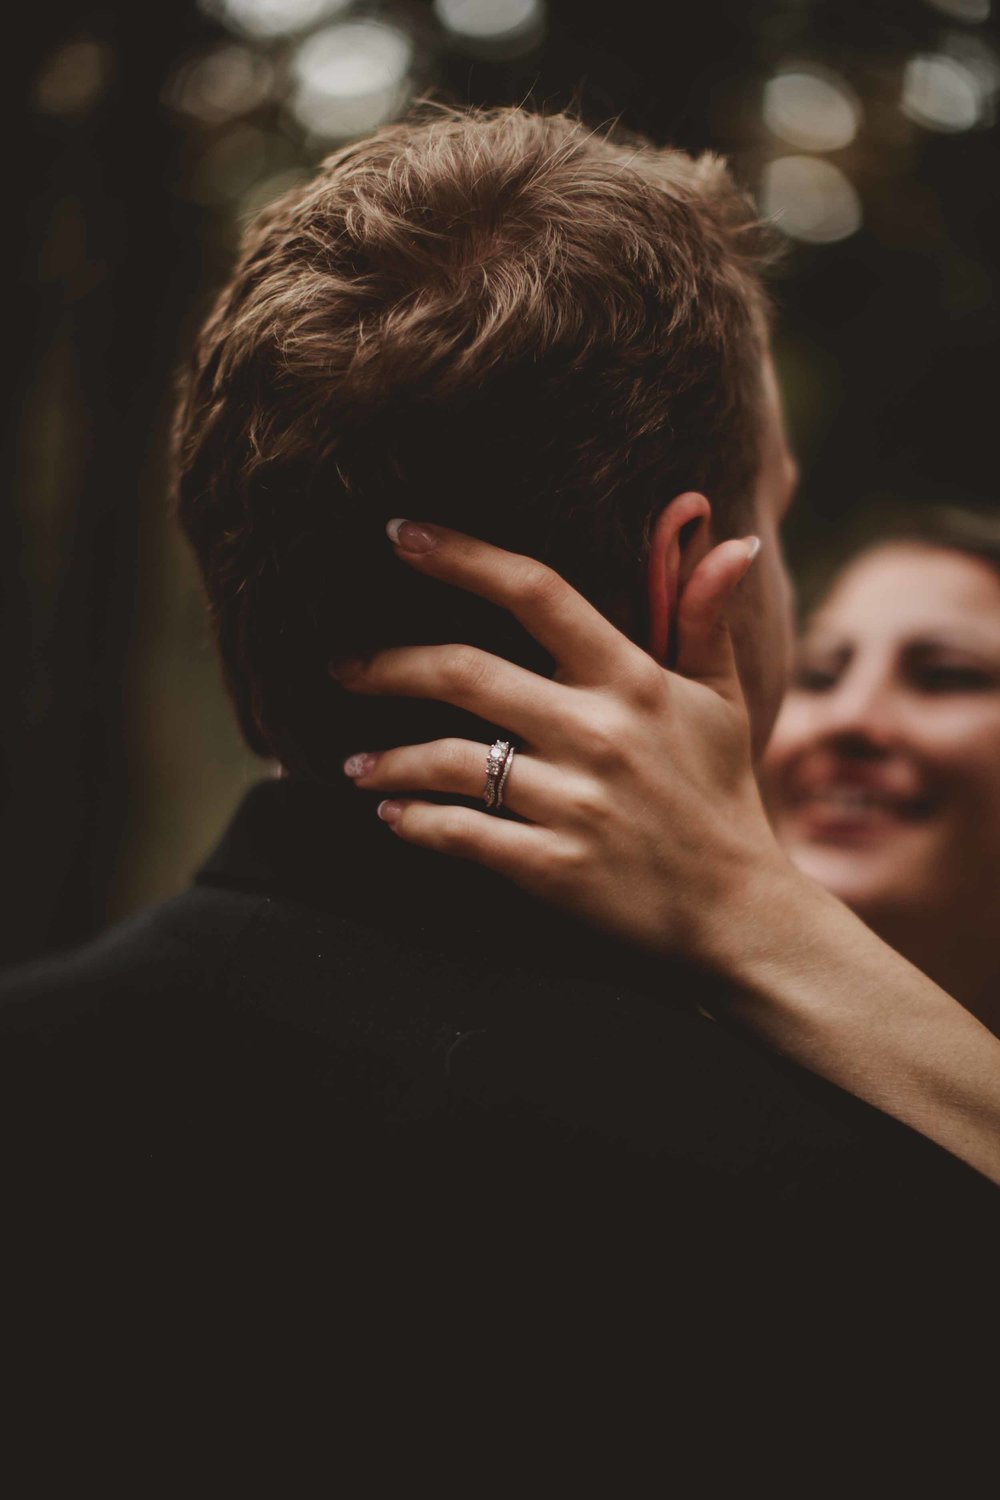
[763, 510, 1000, 1037]
[338, 512, 1000, 1183]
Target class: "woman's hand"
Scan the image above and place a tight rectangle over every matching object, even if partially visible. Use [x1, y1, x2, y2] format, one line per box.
[335, 518, 787, 968]
[333, 520, 1000, 1183]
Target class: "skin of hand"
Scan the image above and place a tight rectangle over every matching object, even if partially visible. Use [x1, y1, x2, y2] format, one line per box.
[334, 517, 778, 969]
[333, 520, 1000, 1185]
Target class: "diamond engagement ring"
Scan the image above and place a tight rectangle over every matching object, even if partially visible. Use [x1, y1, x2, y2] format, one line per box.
[482, 739, 515, 811]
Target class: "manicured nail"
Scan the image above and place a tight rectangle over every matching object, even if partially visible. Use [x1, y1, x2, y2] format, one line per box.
[386, 518, 438, 553]
[377, 799, 403, 825]
[344, 752, 377, 779]
[737, 536, 761, 578]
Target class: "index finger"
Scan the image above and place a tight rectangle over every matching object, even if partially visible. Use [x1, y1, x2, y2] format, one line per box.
[385, 519, 637, 686]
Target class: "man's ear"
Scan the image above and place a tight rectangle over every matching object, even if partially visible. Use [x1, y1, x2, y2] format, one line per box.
[646, 492, 714, 665]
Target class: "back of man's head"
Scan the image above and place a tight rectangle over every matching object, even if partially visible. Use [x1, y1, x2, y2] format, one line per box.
[175, 105, 772, 779]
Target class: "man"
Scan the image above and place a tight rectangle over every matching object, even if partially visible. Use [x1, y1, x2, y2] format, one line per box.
[1, 108, 992, 1405]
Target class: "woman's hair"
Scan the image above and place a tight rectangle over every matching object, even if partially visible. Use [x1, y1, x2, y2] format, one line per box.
[887, 506, 1000, 575]
[174, 104, 775, 778]
[800, 504, 1000, 620]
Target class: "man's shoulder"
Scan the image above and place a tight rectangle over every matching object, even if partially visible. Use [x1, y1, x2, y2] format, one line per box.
[0, 883, 268, 1028]
[0, 866, 986, 1215]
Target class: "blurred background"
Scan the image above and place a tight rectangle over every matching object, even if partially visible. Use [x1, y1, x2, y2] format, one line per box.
[5, 0, 999, 966]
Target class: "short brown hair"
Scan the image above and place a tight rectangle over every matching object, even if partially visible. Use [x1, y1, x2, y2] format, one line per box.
[175, 105, 773, 778]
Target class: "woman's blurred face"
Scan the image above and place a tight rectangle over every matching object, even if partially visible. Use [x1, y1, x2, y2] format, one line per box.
[762, 543, 1000, 935]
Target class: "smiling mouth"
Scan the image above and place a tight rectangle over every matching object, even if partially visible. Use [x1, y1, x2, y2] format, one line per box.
[789, 785, 934, 831]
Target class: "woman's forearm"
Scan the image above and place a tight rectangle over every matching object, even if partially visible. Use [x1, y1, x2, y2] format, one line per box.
[706, 858, 1000, 1185]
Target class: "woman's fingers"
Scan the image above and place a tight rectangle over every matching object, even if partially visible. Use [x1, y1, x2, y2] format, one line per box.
[375, 798, 560, 883]
[385, 520, 631, 685]
[675, 536, 759, 701]
[343, 739, 562, 823]
[334, 643, 571, 745]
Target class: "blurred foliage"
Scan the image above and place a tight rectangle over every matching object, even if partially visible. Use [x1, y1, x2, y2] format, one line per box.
[4, 0, 999, 962]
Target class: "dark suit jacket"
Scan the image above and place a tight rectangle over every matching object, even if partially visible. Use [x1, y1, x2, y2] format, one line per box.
[1, 777, 996, 1435]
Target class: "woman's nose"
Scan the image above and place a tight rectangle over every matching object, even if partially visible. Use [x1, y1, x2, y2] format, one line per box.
[814, 664, 899, 753]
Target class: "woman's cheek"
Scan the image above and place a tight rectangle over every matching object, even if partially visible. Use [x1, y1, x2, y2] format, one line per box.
[922, 707, 1000, 791]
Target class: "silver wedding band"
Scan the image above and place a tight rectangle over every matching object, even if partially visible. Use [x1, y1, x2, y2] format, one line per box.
[483, 739, 516, 811]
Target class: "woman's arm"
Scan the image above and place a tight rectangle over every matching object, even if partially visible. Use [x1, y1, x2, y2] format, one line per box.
[702, 855, 1000, 1185]
[334, 520, 1000, 1184]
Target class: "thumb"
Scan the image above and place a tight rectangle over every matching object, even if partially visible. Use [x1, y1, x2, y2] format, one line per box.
[675, 536, 760, 700]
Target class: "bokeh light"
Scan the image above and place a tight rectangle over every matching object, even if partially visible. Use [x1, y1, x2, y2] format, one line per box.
[433, 0, 546, 60]
[923, 0, 991, 21]
[32, 39, 114, 118]
[291, 19, 414, 140]
[189, 123, 298, 203]
[943, 31, 1000, 124]
[165, 45, 274, 124]
[902, 53, 982, 131]
[200, 0, 352, 41]
[761, 155, 862, 244]
[763, 66, 861, 152]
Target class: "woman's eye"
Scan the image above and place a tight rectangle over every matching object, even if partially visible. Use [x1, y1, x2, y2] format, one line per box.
[793, 664, 839, 692]
[913, 664, 997, 693]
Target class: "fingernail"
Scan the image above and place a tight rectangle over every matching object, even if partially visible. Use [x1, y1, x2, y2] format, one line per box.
[386, 518, 438, 553]
[343, 753, 377, 779]
[377, 799, 403, 825]
[738, 536, 761, 578]
[329, 658, 362, 681]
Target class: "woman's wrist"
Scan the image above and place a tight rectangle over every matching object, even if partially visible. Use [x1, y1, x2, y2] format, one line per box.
[699, 844, 930, 1069]
[692, 847, 1000, 1183]
[695, 845, 821, 996]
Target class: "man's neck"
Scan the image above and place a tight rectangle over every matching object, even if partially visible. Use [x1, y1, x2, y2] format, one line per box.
[200, 775, 706, 1004]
